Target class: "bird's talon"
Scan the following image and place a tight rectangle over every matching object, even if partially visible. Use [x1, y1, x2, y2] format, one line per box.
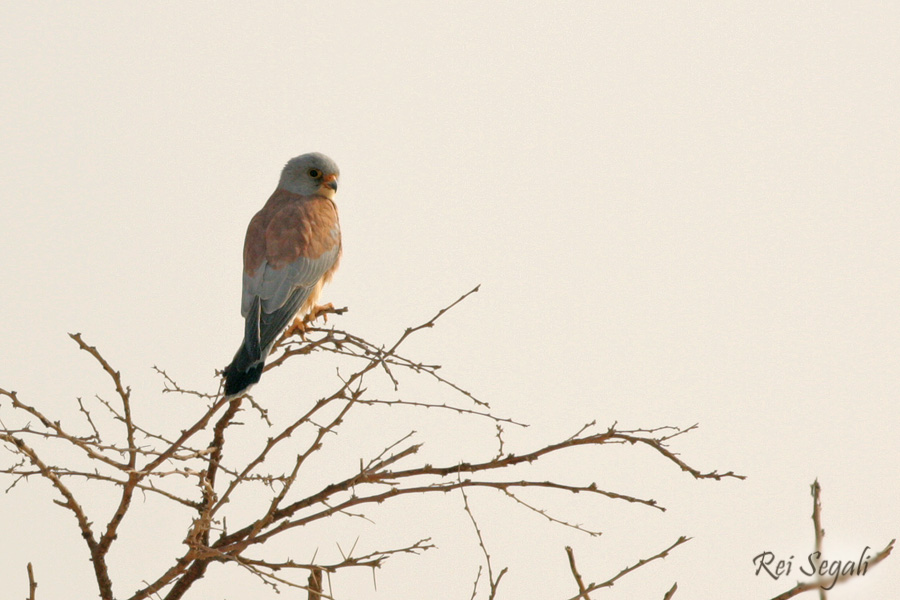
[305, 303, 335, 326]
[286, 317, 308, 339]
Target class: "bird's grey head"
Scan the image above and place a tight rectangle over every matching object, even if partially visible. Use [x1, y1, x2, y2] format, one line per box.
[278, 152, 340, 198]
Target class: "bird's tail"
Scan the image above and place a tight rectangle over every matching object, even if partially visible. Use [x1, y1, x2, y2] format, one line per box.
[222, 342, 264, 398]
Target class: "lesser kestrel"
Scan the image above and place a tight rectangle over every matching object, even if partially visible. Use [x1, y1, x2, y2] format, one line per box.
[223, 153, 341, 397]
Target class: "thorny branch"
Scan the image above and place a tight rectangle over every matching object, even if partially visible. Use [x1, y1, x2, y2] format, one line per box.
[0, 287, 749, 599]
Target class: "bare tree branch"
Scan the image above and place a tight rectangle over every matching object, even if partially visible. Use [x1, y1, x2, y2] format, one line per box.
[0, 289, 749, 600]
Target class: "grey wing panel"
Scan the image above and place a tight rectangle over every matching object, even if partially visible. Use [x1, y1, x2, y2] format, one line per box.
[242, 267, 265, 317]
[242, 245, 340, 317]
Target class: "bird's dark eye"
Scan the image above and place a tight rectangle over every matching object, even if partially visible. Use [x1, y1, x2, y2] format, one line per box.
[308, 169, 322, 178]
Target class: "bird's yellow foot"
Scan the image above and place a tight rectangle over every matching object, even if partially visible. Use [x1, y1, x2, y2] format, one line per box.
[305, 302, 335, 326]
[285, 317, 308, 339]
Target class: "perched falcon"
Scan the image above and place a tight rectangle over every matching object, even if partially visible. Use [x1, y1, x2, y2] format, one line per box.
[223, 153, 342, 398]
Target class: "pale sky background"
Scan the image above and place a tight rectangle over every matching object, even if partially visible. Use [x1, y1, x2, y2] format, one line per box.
[1, 2, 898, 599]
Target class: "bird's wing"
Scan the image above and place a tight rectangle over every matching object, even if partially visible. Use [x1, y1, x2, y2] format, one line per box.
[241, 194, 341, 355]
[243, 245, 340, 351]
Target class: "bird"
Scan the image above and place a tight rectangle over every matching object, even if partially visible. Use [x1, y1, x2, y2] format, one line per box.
[222, 153, 342, 398]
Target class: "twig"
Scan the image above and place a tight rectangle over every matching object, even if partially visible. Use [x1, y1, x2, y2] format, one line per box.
[0, 388, 128, 471]
[461, 487, 507, 599]
[153, 367, 218, 400]
[383, 425, 743, 485]
[565, 546, 591, 599]
[75, 397, 101, 441]
[564, 536, 691, 600]
[26, 562, 37, 600]
[503, 490, 602, 536]
[468, 565, 483, 600]
[69, 333, 138, 466]
[810, 480, 825, 600]
[663, 582, 678, 599]
[355, 397, 526, 427]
